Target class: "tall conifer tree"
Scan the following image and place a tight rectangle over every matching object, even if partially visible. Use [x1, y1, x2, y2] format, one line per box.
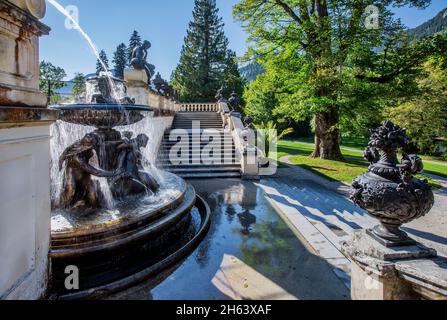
[127, 30, 142, 65]
[113, 43, 128, 79]
[172, 0, 243, 102]
[96, 49, 109, 75]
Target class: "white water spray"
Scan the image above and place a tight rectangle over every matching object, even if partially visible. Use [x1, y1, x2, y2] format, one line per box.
[47, 0, 119, 101]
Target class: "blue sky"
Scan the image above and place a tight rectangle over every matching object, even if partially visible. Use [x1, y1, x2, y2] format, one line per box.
[40, 0, 447, 80]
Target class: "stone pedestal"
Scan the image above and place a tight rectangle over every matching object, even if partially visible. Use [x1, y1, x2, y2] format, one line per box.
[342, 230, 447, 300]
[0, 0, 56, 300]
[0, 0, 49, 107]
[124, 68, 150, 105]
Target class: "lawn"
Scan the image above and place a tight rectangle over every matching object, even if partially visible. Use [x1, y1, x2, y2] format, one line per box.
[288, 137, 447, 163]
[276, 141, 443, 189]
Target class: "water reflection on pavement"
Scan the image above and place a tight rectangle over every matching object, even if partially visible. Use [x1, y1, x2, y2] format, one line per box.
[109, 179, 349, 300]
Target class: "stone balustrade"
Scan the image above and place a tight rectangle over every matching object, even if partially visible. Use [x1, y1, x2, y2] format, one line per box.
[218, 102, 260, 179]
[179, 103, 218, 112]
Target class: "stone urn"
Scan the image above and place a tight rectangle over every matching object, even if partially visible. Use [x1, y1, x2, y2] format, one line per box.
[351, 120, 434, 247]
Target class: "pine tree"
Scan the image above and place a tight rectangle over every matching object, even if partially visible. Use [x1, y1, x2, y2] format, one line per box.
[113, 43, 128, 79]
[223, 50, 245, 98]
[96, 50, 109, 75]
[127, 30, 142, 65]
[172, 0, 242, 102]
[71, 73, 85, 99]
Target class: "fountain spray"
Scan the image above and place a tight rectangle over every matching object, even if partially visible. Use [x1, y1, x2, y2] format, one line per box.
[46, 0, 120, 101]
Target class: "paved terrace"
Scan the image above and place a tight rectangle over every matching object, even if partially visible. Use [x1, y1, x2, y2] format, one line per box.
[109, 163, 446, 300]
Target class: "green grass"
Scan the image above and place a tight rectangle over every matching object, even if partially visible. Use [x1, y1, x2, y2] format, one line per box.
[277, 141, 443, 189]
[288, 136, 368, 151]
[424, 162, 447, 179]
[281, 138, 447, 176]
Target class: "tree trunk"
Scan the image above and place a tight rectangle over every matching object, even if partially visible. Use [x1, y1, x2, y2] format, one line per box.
[311, 109, 344, 160]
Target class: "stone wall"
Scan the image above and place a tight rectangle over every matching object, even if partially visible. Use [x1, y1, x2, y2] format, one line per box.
[0, 0, 56, 300]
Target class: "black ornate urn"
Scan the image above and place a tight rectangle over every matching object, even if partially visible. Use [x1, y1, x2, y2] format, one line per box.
[351, 120, 434, 247]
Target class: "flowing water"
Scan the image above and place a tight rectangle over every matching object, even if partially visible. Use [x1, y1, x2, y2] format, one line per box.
[47, 0, 176, 213]
[49, 116, 173, 208]
[47, 0, 120, 101]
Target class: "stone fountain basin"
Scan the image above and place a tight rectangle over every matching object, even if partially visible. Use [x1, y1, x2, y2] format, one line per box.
[49, 172, 211, 298]
[51, 103, 153, 128]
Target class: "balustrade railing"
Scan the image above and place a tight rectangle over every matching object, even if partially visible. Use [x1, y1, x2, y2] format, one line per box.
[179, 103, 218, 112]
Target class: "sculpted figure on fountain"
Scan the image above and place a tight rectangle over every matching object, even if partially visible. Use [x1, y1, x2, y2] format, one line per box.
[58, 133, 116, 210]
[130, 40, 156, 84]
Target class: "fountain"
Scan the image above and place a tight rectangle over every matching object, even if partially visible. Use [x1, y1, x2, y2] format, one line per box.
[49, 61, 210, 299]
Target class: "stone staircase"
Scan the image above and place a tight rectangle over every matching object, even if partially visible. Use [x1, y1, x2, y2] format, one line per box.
[157, 112, 242, 179]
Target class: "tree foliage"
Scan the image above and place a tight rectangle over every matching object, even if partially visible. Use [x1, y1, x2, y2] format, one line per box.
[113, 43, 128, 79]
[96, 49, 109, 75]
[234, 0, 433, 160]
[71, 72, 85, 100]
[39, 60, 66, 103]
[172, 0, 244, 102]
[386, 57, 447, 156]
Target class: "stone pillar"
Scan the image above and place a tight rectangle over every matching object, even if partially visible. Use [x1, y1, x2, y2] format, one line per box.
[0, 0, 57, 300]
[342, 230, 438, 300]
[124, 68, 149, 105]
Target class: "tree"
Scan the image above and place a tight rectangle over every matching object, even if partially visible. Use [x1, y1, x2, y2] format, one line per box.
[234, 0, 433, 160]
[39, 60, 66, 104]
[71, 73, 85, 100]
[223, 50, 245, 98]
[127, 30, 142, 65]
[96, 49, 109, 75]
[172, 0, 244, 102]
[113, 43, 128, 79]
[386, 58, 447, 156]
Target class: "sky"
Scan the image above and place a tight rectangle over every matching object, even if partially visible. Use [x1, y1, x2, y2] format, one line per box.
[40, 0, 447, 80]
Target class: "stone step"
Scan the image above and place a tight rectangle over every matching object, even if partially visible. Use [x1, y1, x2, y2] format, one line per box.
[175, 114, 221, 118]
[159, 145, 236, 149]
[167, 166, 240, 173]
[157, 156, 239, 162]
[174, 121, 222, 124]
[158, 163, 241, 168]
[174, 172, 242, 179]
[158, 149, 240, 159]
[174, 120, 223, 123]
[166, 129, 229, 133]
[164, 135, 231, 139]
[174, 117, 222, 120]
[173, 126, 224, 129]
[158, 152, 237, 157]
[160, 144, 235, 149]
[157, 155, 239, 160]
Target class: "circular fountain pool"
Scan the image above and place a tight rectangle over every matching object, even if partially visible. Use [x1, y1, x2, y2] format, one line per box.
[50, 172, 210, 299]
[48, 76, 210, 299]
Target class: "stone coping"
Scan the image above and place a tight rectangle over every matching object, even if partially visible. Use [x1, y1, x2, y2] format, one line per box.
[0, 0, 50, 36]
[0, 106, 58, 128]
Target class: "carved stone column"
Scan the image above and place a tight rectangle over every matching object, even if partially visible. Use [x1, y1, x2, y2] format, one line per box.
[0, 0, 57, 300]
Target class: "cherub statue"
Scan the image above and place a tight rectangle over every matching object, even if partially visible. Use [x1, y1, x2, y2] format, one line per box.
[58, 133, 117, 211]
[215, 86, 225, 102]
[130, 40, 156, 83]
[228, 92, 240, 112]
[111, 132, 159, 198]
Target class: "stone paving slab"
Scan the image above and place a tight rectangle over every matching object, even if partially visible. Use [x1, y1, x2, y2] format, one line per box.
[257, 179, 355, 290]
[107, 179, 350, 300]
[276, 162, 447, 257]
